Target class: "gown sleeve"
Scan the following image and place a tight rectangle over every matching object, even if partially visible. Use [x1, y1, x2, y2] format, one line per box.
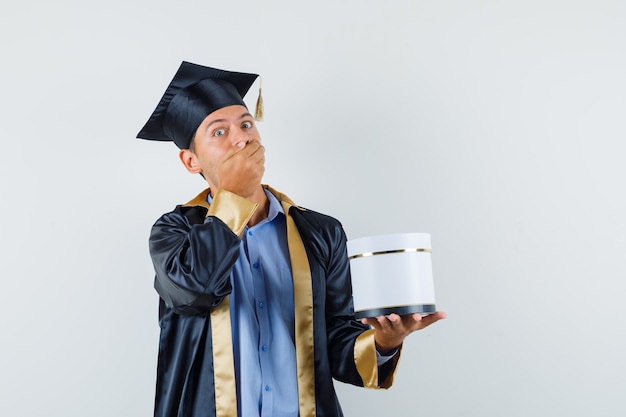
[148, 190, 257, 315]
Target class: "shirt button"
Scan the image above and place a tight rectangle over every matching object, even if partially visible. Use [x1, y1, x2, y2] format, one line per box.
[248, 230, 253, 236]
[252, 262, 260, 269]
[261, 345, 268, 352]
[265, 385, 270, 391]
[258, 302, 265, 308]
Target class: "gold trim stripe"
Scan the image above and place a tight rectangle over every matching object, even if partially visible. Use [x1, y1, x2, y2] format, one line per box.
[210, 296, 237, 416]
[348, 248, 431, 260]
[283, 200, 316, 417]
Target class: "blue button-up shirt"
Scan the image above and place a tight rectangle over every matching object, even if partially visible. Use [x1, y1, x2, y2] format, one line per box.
[211, 189, 298, 417]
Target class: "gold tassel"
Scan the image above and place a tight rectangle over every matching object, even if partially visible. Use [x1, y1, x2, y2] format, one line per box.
[255, 77, 264, 121]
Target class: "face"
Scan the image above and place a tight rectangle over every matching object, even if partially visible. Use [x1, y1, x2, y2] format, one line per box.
[179, 105, 261, 189]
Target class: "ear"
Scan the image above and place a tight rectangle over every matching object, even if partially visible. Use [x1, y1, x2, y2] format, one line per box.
[179, 149, 202, 175]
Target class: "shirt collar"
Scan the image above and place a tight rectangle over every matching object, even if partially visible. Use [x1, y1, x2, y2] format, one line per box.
[263, 187, 285, 222]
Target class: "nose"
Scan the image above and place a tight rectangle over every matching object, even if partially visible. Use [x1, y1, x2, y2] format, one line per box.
[231, 125, 255, 146]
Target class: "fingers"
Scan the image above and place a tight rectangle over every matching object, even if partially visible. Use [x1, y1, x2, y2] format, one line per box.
[361, 311, 446, 332]
[247, 141, 265, 163]
[225, 139, 264, 160]
[361, 313, 405, 332]
[217, 141, 265, 198]
[378, 313, 402, 329]
[416, 311, 446, 329]
[224, 144, 263, 169]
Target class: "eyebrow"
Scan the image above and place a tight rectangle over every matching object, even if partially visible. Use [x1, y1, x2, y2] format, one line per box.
[205, 112, 254, 130]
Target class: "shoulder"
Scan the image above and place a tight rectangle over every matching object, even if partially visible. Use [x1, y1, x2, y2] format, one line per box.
[264, 184, 345, 237]
[291, 206, 342, 229]
[290, 206, 347, 249]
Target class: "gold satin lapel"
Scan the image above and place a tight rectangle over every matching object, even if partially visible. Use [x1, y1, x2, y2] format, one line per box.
[282, 201, 316, 417]
[210, 295, 237, 416]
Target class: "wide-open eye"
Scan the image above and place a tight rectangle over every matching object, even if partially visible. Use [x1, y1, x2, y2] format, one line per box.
[241, 121, 253, 129]
[213, 128, 226, 137]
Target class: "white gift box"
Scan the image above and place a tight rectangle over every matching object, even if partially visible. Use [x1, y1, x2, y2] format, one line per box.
[347, 233, 436, 319]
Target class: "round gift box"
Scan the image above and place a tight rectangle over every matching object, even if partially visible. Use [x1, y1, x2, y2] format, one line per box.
[347, 232, 436, 319]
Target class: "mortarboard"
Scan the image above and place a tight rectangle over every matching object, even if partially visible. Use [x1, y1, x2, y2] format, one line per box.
[137, 61, 262, 149]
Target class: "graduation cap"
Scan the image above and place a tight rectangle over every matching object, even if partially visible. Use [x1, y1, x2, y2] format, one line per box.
[137, 61, 262, 149]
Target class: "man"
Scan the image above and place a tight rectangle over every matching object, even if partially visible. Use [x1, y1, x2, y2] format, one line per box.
[137, 61, 445, 417]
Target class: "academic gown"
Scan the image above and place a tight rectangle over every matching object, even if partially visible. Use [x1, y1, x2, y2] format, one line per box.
[148, 186, 401, 417]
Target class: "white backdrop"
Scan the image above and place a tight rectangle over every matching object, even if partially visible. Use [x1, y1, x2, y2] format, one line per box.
[1, 1, 625, 416]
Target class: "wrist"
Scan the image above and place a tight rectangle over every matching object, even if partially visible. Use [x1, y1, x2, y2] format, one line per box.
[375, 343, 399, 356]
